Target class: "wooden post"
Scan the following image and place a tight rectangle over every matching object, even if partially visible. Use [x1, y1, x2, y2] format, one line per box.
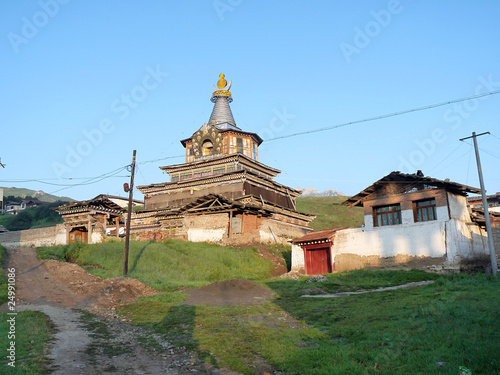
[87, 215, 92, 244]
[228, 210, 233, 239]
[115, 217, 120, 238]
[124, 150, 136, 276]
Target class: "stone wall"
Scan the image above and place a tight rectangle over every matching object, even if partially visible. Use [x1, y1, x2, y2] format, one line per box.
[0, 225, 67, 248]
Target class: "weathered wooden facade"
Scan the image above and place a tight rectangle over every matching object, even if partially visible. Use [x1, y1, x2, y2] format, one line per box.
[136, 74, 314, 244]
[56, 196, 125, 244]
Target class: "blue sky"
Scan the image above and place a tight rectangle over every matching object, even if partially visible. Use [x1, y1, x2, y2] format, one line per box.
[1, 0, 499, 201]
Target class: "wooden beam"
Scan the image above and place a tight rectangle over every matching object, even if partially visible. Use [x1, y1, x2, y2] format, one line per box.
[228, 210, 233, 239]
[286, 188, 296, 211]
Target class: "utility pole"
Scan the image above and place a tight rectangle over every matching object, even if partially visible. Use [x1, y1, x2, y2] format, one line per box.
[460, 132, 497, 275]
[123, 150, 136, 276]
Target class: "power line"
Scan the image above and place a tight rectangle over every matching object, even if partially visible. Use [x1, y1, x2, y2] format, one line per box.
[266, 89, 500, 142]
[479, 147, 500, 160]
[137, 154, 184, 165]
[49, 166, 129, 194]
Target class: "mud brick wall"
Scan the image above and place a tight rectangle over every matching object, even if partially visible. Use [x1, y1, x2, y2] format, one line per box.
[260, 219, 311, 245]
[363, 188, 448, 216]
[241, 214, 265, 234]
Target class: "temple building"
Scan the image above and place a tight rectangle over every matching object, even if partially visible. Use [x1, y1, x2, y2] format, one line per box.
[134, 74, 314, 244]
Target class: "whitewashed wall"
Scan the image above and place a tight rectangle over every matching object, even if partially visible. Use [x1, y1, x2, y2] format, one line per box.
[187, 228, 226, 242]
[0, 224, 67, 248]
[333, 221, 448, 259]
[291, 243, 305, 272]
[89, 231, 103, 245]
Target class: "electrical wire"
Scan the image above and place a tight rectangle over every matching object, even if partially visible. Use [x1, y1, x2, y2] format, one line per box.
[479, 147, 500, 160]
[137, 155, 184, 165]
[266, 89, 500, 142]
[48, 166, 129, 194]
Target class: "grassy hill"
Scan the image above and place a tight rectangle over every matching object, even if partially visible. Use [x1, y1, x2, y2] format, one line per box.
[0, 202, 64, 230]
[1, 186, 74, 203]
[296, 196, 364, 230]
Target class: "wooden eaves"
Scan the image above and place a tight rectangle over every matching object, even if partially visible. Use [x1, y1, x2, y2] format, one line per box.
[342, 171, 481, 208]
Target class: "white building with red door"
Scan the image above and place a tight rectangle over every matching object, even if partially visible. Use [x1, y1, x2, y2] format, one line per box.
[292, 171, 490, 275]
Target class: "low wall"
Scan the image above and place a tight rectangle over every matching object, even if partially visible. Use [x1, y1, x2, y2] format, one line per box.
[259, 219, 311, 245]
[186, 213, 228, 243]
[291, 218, 489, 274]
[0, 225, 67, 248]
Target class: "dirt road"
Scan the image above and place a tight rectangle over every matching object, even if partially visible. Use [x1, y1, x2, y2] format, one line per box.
[3, 247, 241, 374]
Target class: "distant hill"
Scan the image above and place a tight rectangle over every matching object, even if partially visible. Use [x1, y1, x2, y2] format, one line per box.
[297, 187, 346, 197]
[0, 187, 74, 203]
[296, 196, 363, 230]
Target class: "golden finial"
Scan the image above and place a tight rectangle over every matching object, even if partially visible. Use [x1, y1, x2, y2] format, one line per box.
[211, 74, 232, 102]
[217, 73, 227, 89]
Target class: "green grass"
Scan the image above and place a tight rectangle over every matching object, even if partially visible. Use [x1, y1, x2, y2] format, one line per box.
[296, 196, 364, 230]
[37, 239, 274, 290]
[35, 240, 500, 374]
[0, 245, 8, 304]
[268, 272, 500, 375]
[0, 311, 54, 374]
[118, 269, 499, 375]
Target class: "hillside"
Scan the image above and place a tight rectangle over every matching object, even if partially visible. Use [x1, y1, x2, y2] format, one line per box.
[296, 196, 363, 230]
[0, 202, 64, 230]
[1, 187, 74, 203]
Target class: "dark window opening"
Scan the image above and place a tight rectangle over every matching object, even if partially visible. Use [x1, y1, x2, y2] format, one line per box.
[237, 137, 243, 154]
[414, 198, 436, 222]
[374, 204, 401, 226]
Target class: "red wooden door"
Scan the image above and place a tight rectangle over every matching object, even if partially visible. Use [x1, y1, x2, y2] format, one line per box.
[305, 247, 331, 275]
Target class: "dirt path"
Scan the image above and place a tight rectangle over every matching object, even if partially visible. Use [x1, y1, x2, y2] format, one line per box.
[300, 280, 435, 298]
[3, 247, 242, 374]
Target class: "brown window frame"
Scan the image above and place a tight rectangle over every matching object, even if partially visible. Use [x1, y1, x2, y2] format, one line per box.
[374, 204, 401, 227]
[413, 198, 437, 222]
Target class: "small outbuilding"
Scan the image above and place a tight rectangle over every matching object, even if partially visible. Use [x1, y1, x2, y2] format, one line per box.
[292, 171, 490, 275]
